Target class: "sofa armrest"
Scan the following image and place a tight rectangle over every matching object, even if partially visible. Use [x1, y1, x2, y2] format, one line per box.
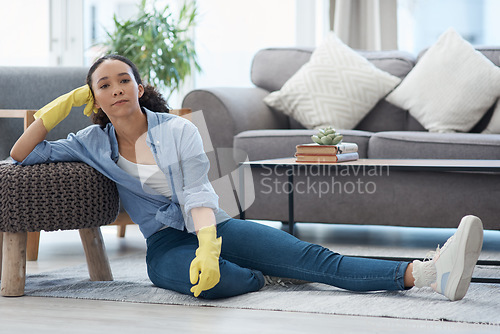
[182, 87, 289, 149]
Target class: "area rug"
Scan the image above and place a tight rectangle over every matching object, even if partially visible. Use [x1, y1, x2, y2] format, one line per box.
[25, 252, 500, 326]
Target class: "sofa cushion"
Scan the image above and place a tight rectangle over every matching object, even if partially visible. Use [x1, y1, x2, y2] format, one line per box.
[418, 46, 500, 67]
[251, 48, 414, 93]
[252, 46, 415, 133]
[251, 48, 314, 93]
[263, 33, 401, 131]
[287, 100, 426, 132]
[355, 99, 426, 132]
[233, 129, 372, 161]
[368, 131, 500, 159]
[483, 101, 500, 134]
[386, 28, 500, 133]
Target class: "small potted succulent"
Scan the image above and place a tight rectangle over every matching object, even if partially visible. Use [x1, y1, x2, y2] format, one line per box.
[311, 127, 343, 145]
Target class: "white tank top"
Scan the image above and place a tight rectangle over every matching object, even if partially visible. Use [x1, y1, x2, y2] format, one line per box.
[116, 154, 172, 198]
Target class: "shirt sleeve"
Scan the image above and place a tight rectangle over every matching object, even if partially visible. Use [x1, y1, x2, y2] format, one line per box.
[178, 121, 220, 217]
[15, 128, 92, 166]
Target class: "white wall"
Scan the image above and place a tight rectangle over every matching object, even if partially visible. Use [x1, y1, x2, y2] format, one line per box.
[194, 0, 296, 89]
[0, 0, 50, 66]
[193, 0, 330, 89]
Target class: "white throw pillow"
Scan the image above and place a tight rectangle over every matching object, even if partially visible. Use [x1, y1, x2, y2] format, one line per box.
[482, 101, 500, 134]
[386, 28, 500, 133]
[263, 33, 401, 130]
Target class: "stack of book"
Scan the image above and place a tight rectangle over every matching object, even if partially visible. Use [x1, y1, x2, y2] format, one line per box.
[294, 142, 359, 163]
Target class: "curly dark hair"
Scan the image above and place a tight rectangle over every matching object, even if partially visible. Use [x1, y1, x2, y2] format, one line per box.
[86, 54, 170, 127]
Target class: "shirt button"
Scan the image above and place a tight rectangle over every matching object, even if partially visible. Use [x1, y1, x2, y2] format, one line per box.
[156, 141, 160, 144]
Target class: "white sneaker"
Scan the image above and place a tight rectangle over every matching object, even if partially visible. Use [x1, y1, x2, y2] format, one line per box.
[431, 215, 483, 301]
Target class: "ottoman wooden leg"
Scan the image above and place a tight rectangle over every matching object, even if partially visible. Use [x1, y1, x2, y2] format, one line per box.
[0, 232, 3, 277]
[1, 231, 27, 297]
[26, 231, 40, 261]
[112, 211, 133, 238]
[79, 227, 113, 281]
[117, 222, 127, 238]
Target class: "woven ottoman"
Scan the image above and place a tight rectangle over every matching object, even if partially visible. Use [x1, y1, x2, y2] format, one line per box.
[0, 162, 120, 296]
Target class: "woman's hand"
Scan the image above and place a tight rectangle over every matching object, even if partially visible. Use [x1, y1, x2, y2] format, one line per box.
[10, 84, 97, 162]
[189, 224, 222, 297]
[34, 84, 96, 131]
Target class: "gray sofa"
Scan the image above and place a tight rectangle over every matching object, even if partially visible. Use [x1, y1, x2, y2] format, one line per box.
[182, 47, 500, 231]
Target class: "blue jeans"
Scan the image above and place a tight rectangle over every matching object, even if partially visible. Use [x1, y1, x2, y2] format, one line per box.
[146, 218, 409, 299]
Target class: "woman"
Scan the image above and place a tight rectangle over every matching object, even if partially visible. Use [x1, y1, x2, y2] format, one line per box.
[10, 54, 484, 301]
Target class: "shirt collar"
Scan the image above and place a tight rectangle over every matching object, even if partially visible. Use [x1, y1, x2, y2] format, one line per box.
[144, 107, 161, 146]
[106, 123, 119, 162]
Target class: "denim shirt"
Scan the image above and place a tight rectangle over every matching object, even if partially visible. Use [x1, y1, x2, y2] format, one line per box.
[15, 108, 231, 238]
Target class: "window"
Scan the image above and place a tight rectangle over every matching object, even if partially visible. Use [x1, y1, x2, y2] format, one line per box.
[398, 0, 500, 54]
[194, 0, 296, 89]
[83, 0, 138, 66]
[0, 0, 328, 106]
[0, 0, 84, 67]
[194, 0, 330, 89]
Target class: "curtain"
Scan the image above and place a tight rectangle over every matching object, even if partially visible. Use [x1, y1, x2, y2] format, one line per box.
[331, 0, 398, 50]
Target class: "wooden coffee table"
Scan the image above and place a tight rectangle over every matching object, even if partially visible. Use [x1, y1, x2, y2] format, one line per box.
[239, 157, 500, 283]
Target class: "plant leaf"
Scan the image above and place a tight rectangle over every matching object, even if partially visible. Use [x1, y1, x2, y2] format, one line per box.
[98, 0, 200, 95]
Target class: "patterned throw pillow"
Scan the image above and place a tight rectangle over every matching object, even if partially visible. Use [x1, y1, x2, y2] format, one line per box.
[386, 28, 500, 133]
[263, 33, 401, 130]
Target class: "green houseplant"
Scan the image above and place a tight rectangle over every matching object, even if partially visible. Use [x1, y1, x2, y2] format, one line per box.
[101, 0, 200, 100]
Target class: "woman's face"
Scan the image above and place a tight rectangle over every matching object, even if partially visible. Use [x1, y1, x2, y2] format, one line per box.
[91, 59, 144, 117]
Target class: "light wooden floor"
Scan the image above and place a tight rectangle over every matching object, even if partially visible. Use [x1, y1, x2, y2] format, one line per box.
[1, 222, 499, 334]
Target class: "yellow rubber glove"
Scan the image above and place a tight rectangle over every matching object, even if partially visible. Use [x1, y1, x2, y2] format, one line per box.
[34, 84, 97, 131]
[189, 225, 222, 297]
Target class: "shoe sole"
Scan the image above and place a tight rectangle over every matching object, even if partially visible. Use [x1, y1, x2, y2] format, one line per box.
[443, 215, 483, 301]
